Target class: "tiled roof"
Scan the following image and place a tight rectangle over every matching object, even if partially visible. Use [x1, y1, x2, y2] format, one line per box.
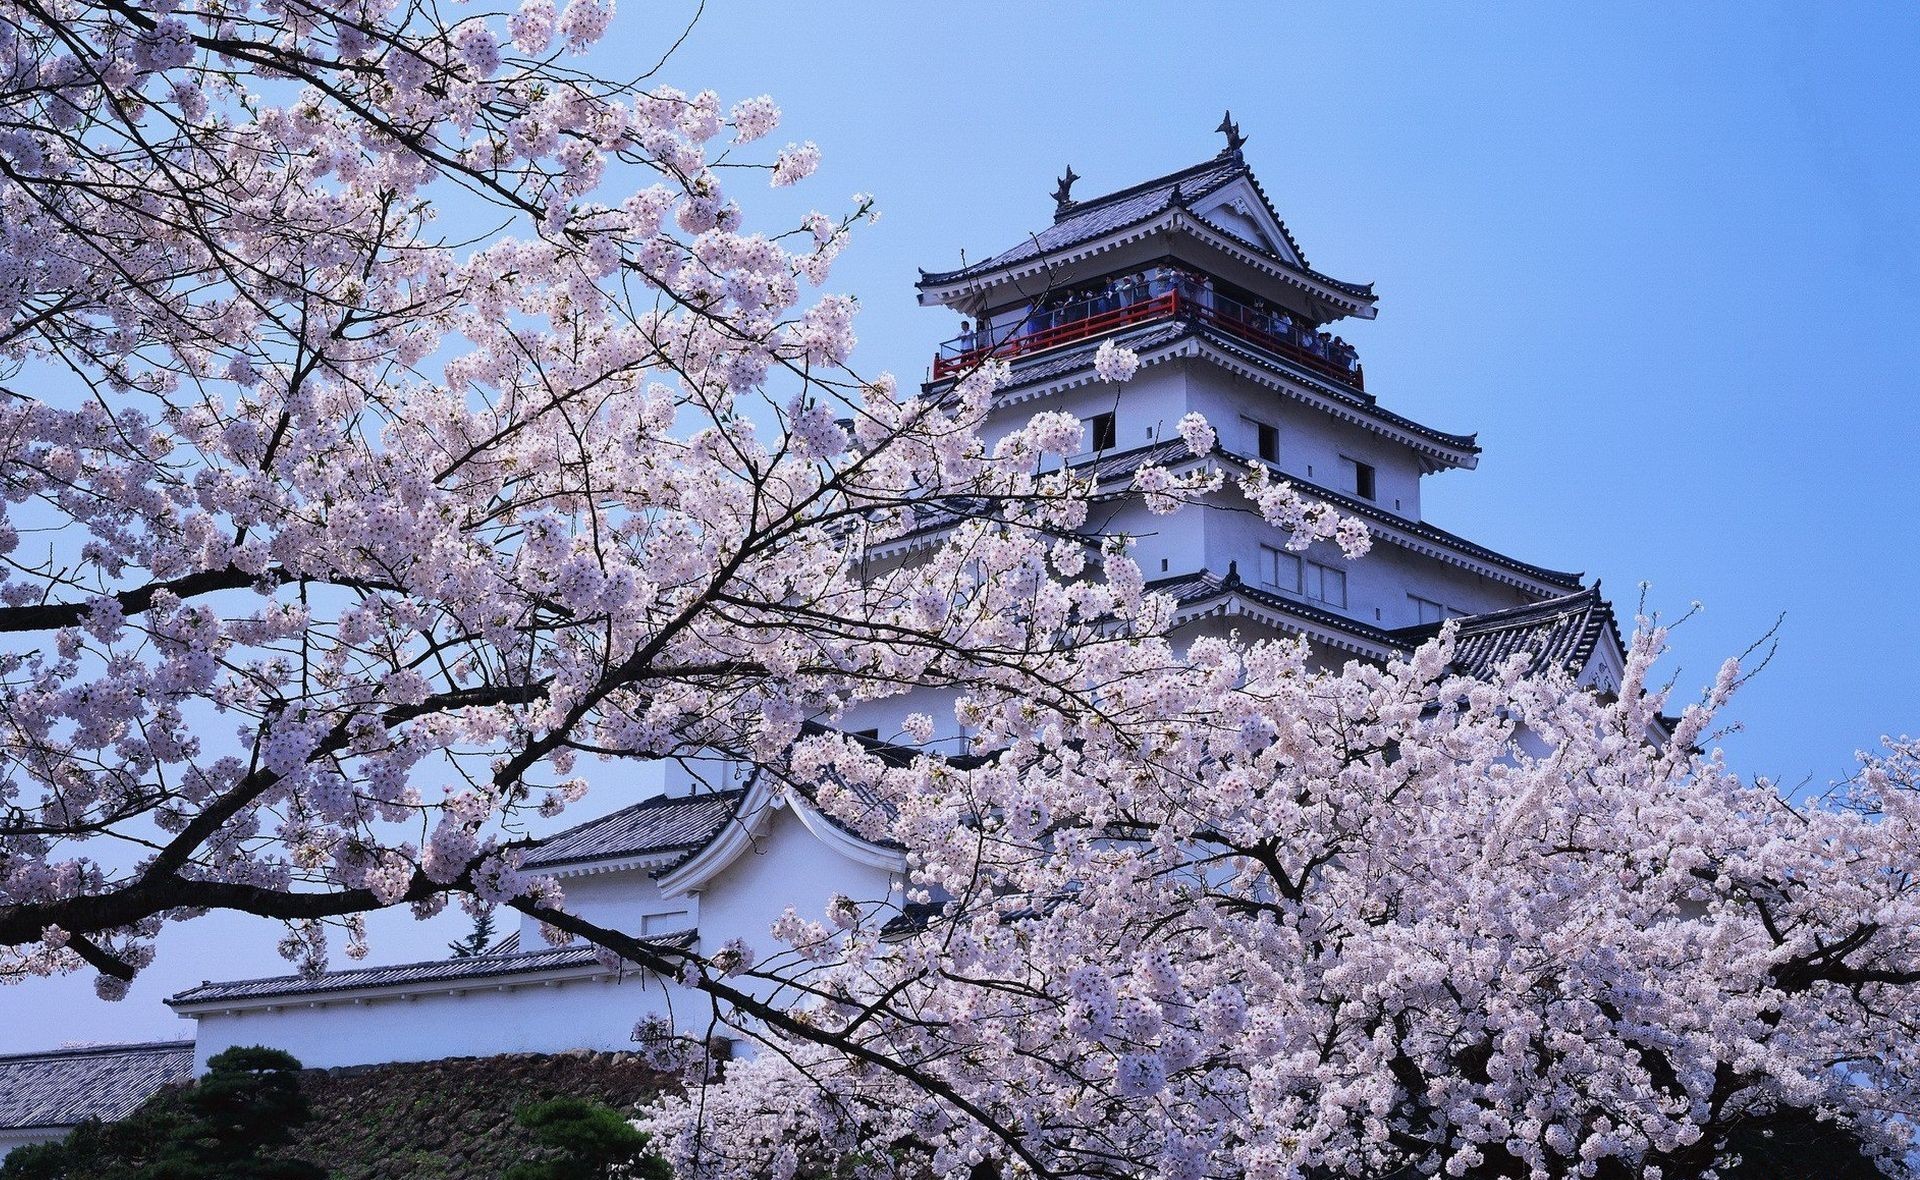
[1200, 448, 1582, 591]
[1392, 586, 1619, 680]
[917, 154, 1372, 299]
[1192, 326, 1481, 455]
[1154, 573, 1617, 684]
[874, 434, 1571, 595]
[0, 1041, 192, 1130]
[168, 933, 696, 1007]
[920, 156, 1246, 285]
[948, 317, 1483, 465]
[1151, 569, 1406, 651]
[521, 790, 745, 871]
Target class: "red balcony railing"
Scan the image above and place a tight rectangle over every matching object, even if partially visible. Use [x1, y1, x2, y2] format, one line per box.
[932, 284, 1365, 392]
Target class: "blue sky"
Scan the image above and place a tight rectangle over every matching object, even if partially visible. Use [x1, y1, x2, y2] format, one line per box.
[5, 2, 1916, 1052]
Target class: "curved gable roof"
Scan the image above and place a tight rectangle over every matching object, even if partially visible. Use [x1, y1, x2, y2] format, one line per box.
[1391, 586, 1621, 680]
[916, 152, 1373, 302]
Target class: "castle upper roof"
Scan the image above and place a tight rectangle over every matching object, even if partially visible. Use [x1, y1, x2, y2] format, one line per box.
[916, 147, 1375, 313]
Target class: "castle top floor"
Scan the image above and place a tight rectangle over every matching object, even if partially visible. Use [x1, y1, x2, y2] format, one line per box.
[915, 118, 1378, 333]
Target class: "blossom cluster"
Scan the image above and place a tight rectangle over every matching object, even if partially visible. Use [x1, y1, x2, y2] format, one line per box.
[644, 633, 1920, 1179]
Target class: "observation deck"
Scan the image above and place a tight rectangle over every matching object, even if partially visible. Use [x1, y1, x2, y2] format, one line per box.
[931, 269, 1364, 391]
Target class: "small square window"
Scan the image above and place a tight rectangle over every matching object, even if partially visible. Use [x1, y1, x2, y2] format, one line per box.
[641, 910, 692, 936]
[1088, 412, 1116, 451]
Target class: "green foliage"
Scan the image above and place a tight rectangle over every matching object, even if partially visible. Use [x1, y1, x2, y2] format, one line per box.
[135, 1046, 325, 1180]
[447, 908, 498, 959]
[0, 1097, 186, 1179]
[501, 1097, 669, 1180]
[0, 1047, 324, 1180]
[0, 1118, 143, 1180]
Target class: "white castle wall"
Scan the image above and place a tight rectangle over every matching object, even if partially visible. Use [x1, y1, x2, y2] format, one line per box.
[692, 805, 901, 968]
[185, 968, 697, 1072]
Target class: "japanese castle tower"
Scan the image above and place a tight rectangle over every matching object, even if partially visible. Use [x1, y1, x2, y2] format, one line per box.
[32, 126, 1633, 1099]
[913, 120, 1623, 686]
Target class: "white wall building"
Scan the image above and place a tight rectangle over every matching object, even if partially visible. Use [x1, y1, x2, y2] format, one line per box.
[164, 127, 1631, 1074]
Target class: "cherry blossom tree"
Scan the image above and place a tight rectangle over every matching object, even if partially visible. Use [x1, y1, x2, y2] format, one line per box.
[0, 0, 1176, 975]
[0, 0, 1355, 995]
[637, 635, 1920, 1180]
[4, 3, 1916, 1179]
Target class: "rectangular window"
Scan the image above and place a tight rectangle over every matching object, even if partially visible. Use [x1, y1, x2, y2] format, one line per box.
[641, 910, 691, 936]
[1341, 457, 1377, 501]
[1260, 545, 1301, 592]
[1305, 560, 1346, 609]
[1088, 412, 1116, 452]
[1410, 595, 1448, 624]
[1242, 417, 1279, 463]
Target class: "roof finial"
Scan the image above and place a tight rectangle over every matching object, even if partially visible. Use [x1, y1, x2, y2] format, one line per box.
[1216, 109, 1247, 157]
[1052, 166, 1080, 216]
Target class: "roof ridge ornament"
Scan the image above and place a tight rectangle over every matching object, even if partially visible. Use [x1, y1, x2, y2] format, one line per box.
[1216, 109, 1247, 158]
[1052, 166, 1080, 217]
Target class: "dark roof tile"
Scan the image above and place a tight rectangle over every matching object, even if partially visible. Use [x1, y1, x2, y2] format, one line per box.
[521, 790, 744, 871]
[168, 934, 696, 1007]
[1150, 569, 1406, 650]
[1392, 586, 1618, 680]
[917, 154, 1371, 299]
[921, 157, 1246, 285]
[0, 1041, 192, 1129]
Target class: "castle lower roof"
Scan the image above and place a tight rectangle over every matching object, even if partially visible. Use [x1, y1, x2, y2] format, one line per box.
[1390, 584, 1620, 680]
[938, 316, 1482, 470]
[1157, 571, 1618, 683]
[0, 1040, 192, 1131]
[520, 789, 746, 872]
[167, 933, 696, 1009]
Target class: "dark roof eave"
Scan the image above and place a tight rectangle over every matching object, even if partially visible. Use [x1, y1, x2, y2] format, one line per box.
[916, 211, 1376, 304]
[168, 934, 698, 1008]
[929, 318, 1481, 464]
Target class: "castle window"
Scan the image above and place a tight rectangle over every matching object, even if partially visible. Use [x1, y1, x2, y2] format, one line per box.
[1305, 560, 1347, 609]
[1260, 545, 1302, 593]
[1410, 595, 1458, 624]
[1242, 417, 1279, 463]
[1088, 412, 1116, 451]
[641, 910, 691, 936]
[1341, 457, 1376, 500]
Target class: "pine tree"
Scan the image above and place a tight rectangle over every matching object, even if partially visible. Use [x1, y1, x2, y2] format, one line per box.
[136, 1046, 325, 1180]
[502, 1097, 669, 1180]
[447, 908, 498, 959]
